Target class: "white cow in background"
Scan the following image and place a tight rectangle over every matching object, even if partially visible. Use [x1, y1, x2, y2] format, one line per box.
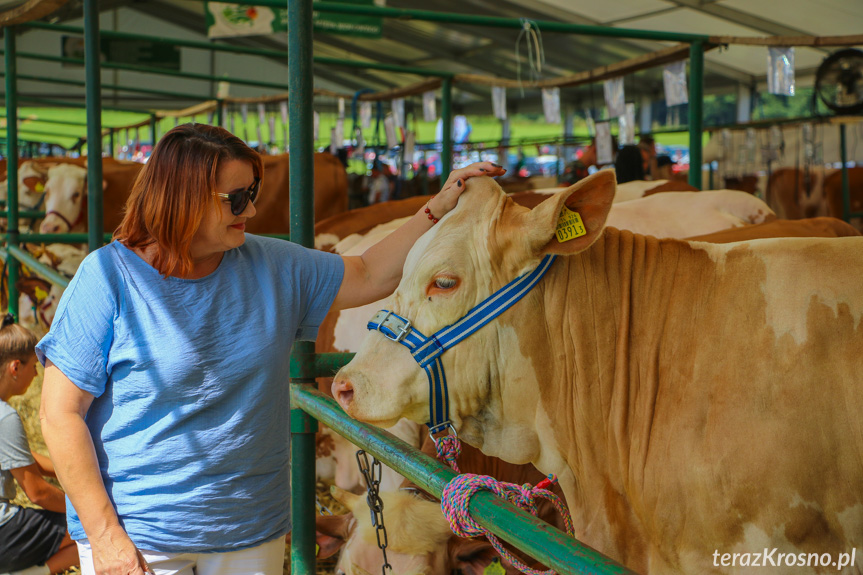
[40, 164, 90, 234]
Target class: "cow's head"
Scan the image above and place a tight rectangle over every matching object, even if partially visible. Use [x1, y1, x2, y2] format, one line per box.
[333, 172, 615, 446]
[40, 164, 95, 234]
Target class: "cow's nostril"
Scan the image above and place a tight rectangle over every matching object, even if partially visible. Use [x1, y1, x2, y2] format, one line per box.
[332, 379, 355, 409]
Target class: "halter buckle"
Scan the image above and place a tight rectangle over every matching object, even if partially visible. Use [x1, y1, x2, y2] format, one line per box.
[376, 311, 412, 343]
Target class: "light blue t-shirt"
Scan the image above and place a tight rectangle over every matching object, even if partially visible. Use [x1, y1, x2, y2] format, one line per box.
[36, 235, 344, 553]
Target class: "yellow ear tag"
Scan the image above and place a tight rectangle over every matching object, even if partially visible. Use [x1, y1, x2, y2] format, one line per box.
[34, 286, 48, 301]
[555, 206, 587, 243]
[35, 182, 45, 193]
[316, 543, 320, 556]
[484, 558, 506, 575]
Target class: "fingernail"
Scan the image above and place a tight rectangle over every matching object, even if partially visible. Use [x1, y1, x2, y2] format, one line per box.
[479, 168, 486, 172]
[457, 180, 463, 187]
[492, 163, 502, 168]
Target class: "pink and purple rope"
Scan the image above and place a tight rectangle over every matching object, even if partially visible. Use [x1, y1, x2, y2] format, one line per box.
[435, 436, 575, 575]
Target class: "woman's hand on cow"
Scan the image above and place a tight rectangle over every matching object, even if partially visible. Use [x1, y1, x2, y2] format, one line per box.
[429, 161, 506, 218]
[91, 526, 153, 575]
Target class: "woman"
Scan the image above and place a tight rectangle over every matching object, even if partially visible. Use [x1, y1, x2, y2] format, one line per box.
[37, 124, 504, 575]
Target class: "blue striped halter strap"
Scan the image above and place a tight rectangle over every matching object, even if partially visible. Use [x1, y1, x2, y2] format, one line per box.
[366, 254, 557, 438]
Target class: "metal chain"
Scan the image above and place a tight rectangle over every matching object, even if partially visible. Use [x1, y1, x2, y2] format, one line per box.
[356, 450, 392, 575]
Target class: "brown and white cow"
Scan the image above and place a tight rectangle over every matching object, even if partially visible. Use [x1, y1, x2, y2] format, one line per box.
[331, 171, 863, 573]
[34, 153, 347, 236]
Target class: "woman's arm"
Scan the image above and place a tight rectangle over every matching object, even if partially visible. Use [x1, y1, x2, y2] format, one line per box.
[330, 161, 505, 311]
[41, 360, 152, 575]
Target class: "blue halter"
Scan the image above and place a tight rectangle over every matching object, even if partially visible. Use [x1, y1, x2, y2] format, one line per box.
[366, 254, 556, 435]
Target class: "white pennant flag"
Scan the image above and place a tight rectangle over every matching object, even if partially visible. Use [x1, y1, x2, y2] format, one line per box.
[492, 86, 507, 121]
[422, 91, 437, 123]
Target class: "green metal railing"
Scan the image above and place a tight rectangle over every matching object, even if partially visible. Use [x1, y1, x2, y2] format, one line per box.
[292, 385, 638, 575]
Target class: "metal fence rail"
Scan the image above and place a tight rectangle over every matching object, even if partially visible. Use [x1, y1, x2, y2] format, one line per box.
[292, 384, 638, 575]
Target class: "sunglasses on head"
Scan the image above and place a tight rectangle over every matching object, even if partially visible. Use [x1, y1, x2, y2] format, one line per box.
[215, 177, 260, 216]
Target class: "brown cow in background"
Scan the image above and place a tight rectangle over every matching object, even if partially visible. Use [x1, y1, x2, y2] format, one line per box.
[2, 152, 348, 236]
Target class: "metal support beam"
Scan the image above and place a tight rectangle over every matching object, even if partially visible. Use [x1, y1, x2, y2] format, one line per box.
[230, 0, 711, 43]
[688, 41, 704, 189]
[84, 0, 104, 253]
[22, 21, 450, 78]
[5, 27, 20, 320]
[287, 2, 316, 575]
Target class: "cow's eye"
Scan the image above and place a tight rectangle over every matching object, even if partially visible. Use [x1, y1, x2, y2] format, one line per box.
[71, 192, 80, 201]
[428, 275, 459, 296]
[434, 277, 457, 289]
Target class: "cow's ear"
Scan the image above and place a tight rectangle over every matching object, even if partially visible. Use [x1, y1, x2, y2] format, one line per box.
[525, 170, 615, 257]
[330, 484, 362, 511]
[315, 513, 352, 559]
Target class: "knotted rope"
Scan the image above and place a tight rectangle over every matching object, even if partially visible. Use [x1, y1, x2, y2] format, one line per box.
[435, 434, 575, 575]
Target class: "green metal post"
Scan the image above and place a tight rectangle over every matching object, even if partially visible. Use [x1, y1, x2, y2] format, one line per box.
[840, 123, 850, 222]
[441, 77, 453, 180]
[108, 129, 114, 158]
[216, 99, 223, 127]
[5, 28, 20, 320]
[287, 1, 317, 575]
[84, 0, 104, 253]
[688, 41, 704, 189]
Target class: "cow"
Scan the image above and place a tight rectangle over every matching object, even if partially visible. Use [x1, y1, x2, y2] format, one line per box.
[0, 160, 52, 232]
[245, 153, 349, 234]
[33, 153, 347, 236]
[331, 171, 863, 573]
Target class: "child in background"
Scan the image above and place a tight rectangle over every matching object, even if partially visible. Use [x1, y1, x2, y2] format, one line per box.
[0, 314, 78, 575]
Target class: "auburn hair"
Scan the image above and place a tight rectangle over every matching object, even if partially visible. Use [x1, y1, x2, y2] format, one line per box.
[114, 123, 263, 277]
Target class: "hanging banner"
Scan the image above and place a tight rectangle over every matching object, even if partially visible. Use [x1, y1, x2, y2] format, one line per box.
[313, 111, 320, 142]
[384, 113, 398, 149]
[422, 91, 437, 123]
[338, 98, 346, 119]
[205, 1, 381, 38]
[542, 87, 561, 124]
[360, 101, 372, 129]
[584, 109, 595, 137]
[268, 114, 276, 146]
[492, 86, 507, 121]
[603, 78, 626, 119]
[663, 60, 689, 107]
[595, 122, 613, 165]
[619, 103, 636, 145]
[767, 46, 795, 96]
[334, 117, 345, 150]
[355, 126, 366, 156]
[330, 128, 337, 155]
[240, 103, 250, 142]
[403, 131, 416, 164]
[205, 2, 284, 38]
[392, 98, 405, 131]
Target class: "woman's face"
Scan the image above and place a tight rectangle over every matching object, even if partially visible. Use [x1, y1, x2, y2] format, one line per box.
[190, 158, 257, 261]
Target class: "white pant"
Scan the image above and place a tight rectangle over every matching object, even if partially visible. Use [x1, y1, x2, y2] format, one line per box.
[76, 537, 285, 575]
